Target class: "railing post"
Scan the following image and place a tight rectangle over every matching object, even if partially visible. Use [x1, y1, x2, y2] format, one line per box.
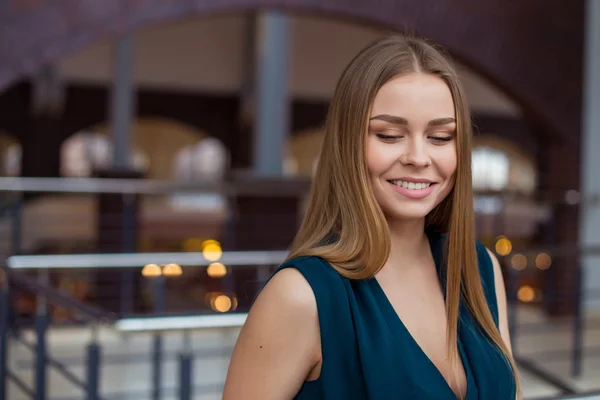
[151, 275, 166, 400]
[35, 315, 48, 400]
[35, 271, 49, 400]
[151, 334, 163, 400]
[572, 263, 584, 377]
[86, 337, 101, 400]
[0, 270, 9, 400]
[120, 193, 136, 317]
[11, 196, 22, 255]
[178, 331, 192, 400]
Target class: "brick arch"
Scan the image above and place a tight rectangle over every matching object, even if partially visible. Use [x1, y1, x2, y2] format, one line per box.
[0, 0, 583, 140]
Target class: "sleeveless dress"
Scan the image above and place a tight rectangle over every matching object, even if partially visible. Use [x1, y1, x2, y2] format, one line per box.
[271, 231, 517, 399]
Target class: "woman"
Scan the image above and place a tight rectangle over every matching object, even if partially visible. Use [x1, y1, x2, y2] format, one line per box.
[224, 33, 520, 399]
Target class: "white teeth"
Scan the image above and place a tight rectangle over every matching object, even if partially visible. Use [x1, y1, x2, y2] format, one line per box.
[390, 180, 432, 190]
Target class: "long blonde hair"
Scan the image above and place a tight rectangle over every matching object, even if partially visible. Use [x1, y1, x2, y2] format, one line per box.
[287, 34, 520, 397]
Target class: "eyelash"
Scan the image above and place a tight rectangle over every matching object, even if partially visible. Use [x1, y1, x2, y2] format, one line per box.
[375, 134, 454, 143]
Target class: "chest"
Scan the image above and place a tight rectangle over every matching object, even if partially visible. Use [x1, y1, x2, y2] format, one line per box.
[375, 265, 467, 397]
[376, 263, 448, 349]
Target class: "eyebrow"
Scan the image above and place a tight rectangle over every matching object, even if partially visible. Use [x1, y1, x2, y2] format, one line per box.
[369, 114, 456, 127]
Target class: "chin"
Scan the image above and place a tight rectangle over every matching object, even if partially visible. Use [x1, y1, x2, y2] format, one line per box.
[383, 203, 436, 222]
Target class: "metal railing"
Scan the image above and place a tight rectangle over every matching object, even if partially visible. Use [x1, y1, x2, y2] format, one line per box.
[0, 265, 116, 400]
[0, 176, 307, 319]
[3, 247, 600, 398]
[114, 313, 247, 400]
[1, 249, 286, 400]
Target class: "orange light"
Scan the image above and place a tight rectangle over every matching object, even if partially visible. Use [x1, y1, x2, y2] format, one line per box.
[518, 285, 535, 303]
[535, 253, 552, 270]
[511, 254, 527, 271]
[495, 236, 512, 256]
[142, 264, 162, 277]
[207, 262, 227, 278]
[202, 240, 222, 262]
[202, 239, 220, 249]
[163, 263, 183, 277]
[211, 295, 232, 313]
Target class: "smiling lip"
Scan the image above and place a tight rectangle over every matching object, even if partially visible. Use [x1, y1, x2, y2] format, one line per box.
[391, 177, 435, 183]
[388, 179, 436, 199]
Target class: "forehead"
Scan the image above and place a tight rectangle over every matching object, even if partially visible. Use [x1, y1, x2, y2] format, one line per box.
[370, 73, 455, 119]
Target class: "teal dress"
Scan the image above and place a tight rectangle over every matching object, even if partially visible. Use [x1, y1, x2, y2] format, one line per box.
[272, 232, 516, 399]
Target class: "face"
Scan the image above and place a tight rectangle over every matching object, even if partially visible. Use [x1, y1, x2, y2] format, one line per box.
[366, 72, 457, 222]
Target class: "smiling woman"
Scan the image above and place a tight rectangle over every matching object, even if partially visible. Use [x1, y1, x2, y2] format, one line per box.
[224, 33, 520, 400]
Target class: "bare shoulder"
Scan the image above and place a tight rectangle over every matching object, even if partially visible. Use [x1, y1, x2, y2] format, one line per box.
[248, 267, 320, 327]
[223, 267, 320, 400]
[260, 267, 319, 310]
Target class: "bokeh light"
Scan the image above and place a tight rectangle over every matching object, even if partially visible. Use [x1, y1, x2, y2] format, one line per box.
[495, 236, 512, 256]
[510, 254, 527, 271]
[207, 262, 227, 278]
[535, 253, 552, 270]
[518, 285, 535, 303]
[202, 240, 222, 262]
[163, 263, 183, 277]
[142, 264, 162, 277]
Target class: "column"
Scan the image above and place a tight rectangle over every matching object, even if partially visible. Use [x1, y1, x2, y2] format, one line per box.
[92, 34, 143, 315]
[229, 12, 307, 309]
[581, 0, 600, 310]
[97, 32, 139, 255]
[252, 11, 291, 177]
[110, 34, 135, 169]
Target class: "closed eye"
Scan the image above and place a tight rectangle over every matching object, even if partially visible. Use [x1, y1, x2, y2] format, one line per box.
[429, 136, 454, 144]
[376, 133, 403, 141]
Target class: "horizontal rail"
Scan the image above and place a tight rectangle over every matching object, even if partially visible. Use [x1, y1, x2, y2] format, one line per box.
[0, 176, 311, 196]
[7, 250, 289, 269]
[542, 392, 600, 400]
[47, 382, 226, 400]
[115, 313, 247, 332]
[8, 245, 600, 271]
[0, 177, 226, 195]
[15, 344, 235, 368]
[2, 176, 600, 205]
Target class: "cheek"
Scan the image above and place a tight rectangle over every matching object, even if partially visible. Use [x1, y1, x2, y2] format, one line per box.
[365, 140, 387, 178]
[437, 147, 458, 179]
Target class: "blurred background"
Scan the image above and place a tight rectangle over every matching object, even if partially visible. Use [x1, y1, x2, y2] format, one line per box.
[0, 1, 598, 399]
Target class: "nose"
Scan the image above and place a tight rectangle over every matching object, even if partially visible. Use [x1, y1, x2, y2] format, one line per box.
[399, 138, 431, 167]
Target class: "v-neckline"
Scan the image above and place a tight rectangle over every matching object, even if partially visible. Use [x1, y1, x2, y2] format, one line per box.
[369, 277, 473, 399]
[368, 233, 474, 400]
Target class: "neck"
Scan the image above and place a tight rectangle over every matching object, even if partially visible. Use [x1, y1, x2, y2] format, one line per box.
[385, 217, 431, 272]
